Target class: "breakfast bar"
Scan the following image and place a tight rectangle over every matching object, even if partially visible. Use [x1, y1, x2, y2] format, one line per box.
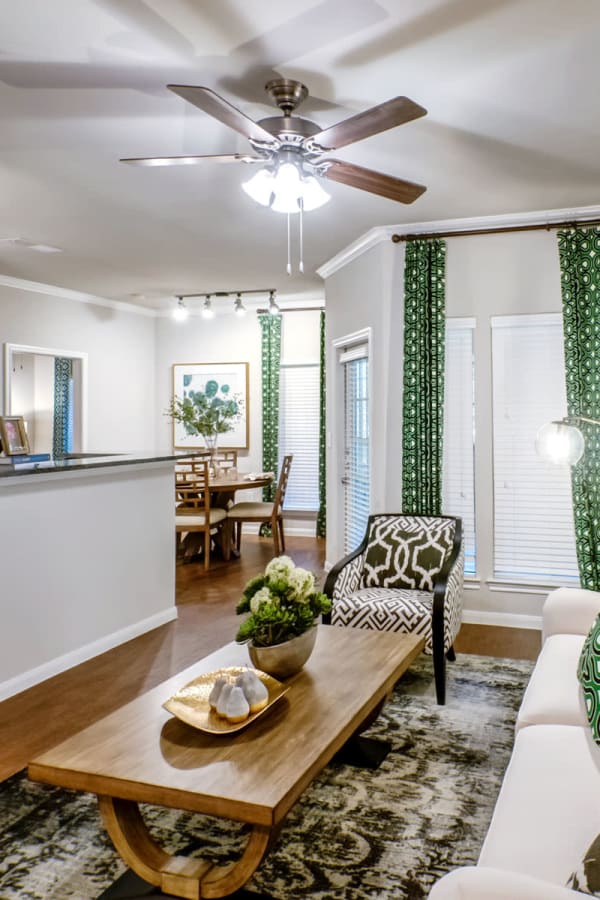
[0, 452, 187, 702]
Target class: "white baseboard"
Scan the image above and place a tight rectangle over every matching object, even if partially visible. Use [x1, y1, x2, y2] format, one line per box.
[0, 606, 178, 702]
[462, 609, 542, 631]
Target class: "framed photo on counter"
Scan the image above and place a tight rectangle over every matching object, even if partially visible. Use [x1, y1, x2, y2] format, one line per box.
[0, 416, 30, 455]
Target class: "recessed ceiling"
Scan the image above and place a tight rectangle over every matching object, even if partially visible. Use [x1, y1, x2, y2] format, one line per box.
[0, 0, 599, 308]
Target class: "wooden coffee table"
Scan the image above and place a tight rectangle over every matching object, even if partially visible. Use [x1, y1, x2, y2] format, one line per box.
[28, 626, 424, 899]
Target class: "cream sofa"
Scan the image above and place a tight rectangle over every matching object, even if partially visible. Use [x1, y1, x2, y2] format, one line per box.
[430, 587, 600, 899]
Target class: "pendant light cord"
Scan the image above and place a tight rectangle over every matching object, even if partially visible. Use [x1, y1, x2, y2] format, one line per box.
[299, 200, 304, 273]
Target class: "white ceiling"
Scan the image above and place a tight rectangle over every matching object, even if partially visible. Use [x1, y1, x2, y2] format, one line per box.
[0, 0, 599, 309]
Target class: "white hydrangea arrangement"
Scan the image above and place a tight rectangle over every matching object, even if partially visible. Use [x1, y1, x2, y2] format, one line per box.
[235, 555, 331, 647]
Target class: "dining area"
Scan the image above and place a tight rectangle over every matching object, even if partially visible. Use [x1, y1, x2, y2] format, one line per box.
[175, 453, 293, 569]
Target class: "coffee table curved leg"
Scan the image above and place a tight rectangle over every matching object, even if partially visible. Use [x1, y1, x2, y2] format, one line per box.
[98, 795, 273, 899]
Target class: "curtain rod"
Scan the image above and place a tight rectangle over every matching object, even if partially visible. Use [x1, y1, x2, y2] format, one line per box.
[256, 306, 325, 314]
[391, 217, 600, 243]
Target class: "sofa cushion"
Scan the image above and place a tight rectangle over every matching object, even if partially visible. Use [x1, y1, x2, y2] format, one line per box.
[578, 614, 600, 744]
[362, 515, 455, 591]
[516, 633, 587, 731]
[568, 833, 600, 895]
[479, 724, 600, 886]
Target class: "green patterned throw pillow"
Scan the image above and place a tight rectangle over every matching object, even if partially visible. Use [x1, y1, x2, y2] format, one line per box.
[577, 613, 600, 743]
[568, 833, 600, 895]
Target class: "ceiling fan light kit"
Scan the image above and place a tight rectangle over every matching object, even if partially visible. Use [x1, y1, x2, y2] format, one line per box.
[121, 78, 427, 273]
[243, 160, 331, 214]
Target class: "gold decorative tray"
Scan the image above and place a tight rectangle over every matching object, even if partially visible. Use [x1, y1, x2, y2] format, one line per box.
[163, 666, 288, 734]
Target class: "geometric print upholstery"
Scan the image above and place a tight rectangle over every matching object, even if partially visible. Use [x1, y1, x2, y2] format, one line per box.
[332, 553, 364, 602]
[331, 587, 436, 653]
[324, 513, 464, 705]
[362, 515, 456, 591]
[444, 544, 464, 652]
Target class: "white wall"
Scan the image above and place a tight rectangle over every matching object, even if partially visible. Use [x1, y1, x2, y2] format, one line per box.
[155, 311, 263, 469]
[33, 354, 54, 452]
[324, 241, 405, 563]
[0, 284, 156, 452]
[445, 230, 563, 623]
[0, 462, 177, 700]
[323, 229, 565, 625]
[155, 307, 324, 524]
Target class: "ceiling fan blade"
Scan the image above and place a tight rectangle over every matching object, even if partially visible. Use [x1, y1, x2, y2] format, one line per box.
[320, 159, 426, 204]
[120, 154, 263, 167]
[309, 96, 426, 151]
[167, 85, 279, 146]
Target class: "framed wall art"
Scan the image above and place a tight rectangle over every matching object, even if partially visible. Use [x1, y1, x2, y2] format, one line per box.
[171, 362, 249, 450]
[0, 415, 30, 455]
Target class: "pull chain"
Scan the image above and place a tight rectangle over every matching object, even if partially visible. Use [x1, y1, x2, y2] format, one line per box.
[286, 212, 292, 275]
[299, 200, 304, 274]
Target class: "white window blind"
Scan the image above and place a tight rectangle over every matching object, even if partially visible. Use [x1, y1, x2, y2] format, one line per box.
[492, 314, 579, 584]
[278, 364, 320, 512]
[343, 351, 370, 553]
[443, 320, 476, 576]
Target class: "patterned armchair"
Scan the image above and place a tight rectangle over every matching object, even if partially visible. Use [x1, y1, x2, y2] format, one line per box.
[323, 514, 464, 704]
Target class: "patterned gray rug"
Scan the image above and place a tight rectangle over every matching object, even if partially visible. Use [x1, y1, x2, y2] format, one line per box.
[0, 653, 533, 900]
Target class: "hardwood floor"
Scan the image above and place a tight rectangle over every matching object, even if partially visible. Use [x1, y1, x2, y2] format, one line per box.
[0, 536, 540, 782]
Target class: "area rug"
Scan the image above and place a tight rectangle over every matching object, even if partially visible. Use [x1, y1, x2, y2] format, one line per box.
[0, 653, 533, 900]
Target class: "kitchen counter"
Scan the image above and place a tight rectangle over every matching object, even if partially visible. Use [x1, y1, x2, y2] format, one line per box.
[0, 452, 199, 700]
[0, 450, 206, 479]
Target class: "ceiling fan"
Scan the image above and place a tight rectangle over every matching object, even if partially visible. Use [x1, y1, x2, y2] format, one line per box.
[120, 78, 427, 210]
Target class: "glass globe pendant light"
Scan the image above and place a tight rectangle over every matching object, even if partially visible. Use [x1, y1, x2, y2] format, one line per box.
[535, 420, 585, 465]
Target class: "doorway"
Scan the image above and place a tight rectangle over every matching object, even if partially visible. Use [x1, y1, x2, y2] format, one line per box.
[3, 343, 87, 455]
[336, 336, 371, 554]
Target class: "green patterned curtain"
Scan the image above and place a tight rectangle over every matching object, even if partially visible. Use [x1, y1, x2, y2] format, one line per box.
[53, 357, 73, 457]
[558, 227, 600, 590]
[259, 313, 282, 503]
[401, 238, 447, 515]
[317, 310, 327, 538]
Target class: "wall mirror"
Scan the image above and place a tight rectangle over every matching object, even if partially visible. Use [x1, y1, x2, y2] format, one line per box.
[3, 343, 87, 455]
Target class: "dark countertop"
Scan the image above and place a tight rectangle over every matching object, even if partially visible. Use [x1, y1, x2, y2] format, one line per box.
[0, 450, 208, 479]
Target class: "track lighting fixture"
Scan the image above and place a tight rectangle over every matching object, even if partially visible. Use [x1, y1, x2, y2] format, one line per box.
[268, 290, 280, 315]
[202, 295, 215, 319]
[172, 288, 283, 317]
[172, 296, 189, 321]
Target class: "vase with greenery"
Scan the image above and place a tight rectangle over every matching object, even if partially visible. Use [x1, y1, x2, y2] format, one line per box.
[167, 379, 242, 462]
[235, 556, 331, 677]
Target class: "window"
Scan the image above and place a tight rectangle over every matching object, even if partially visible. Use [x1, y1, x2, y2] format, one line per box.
[278, 364, 320, 512]
[491, 314, 579, 584]
[443, 319, 476, 576]
[341, 345, 370, 553]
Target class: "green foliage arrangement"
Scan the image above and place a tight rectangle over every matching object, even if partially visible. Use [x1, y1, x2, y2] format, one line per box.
[167, 379, 242, 441]
[236, 556, 332, 647]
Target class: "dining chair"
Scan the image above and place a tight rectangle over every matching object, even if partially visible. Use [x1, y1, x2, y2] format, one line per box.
[226, 455, 293, 558]
[214, 449, 238, 472]
[175, 461, 227, 569]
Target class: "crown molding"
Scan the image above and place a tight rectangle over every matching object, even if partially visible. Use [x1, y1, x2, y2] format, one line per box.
[316, 203, 600, 279]
[0, 273, 156, 316]
[316, 226, 390, 279]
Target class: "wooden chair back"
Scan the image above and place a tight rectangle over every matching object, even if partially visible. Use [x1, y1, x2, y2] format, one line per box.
[215, 449, 238, 468]
[175, 460, 210, 514]
[273, 455, 293, 514]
